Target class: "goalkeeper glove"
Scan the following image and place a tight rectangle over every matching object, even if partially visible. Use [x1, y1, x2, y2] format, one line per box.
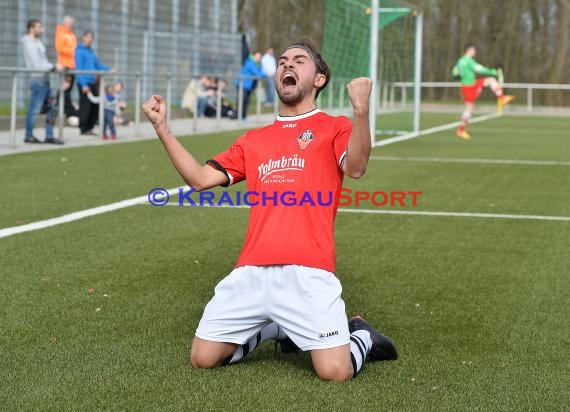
[451, 66, 461, 80]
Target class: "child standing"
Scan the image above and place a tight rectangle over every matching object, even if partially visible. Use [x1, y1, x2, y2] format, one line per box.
[87, 84, 118, 140]
[112, 82, 130, 126]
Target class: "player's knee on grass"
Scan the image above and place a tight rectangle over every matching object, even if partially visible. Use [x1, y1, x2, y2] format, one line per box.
[190, 349, 220, 369]
[313, 360, 353, 381]
[190, 352, 216, 369]
[311, 346, 354, 381]
[190, 337, 237, 369]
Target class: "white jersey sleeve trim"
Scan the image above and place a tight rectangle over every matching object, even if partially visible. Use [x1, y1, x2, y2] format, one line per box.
[339, 150, 348, 168]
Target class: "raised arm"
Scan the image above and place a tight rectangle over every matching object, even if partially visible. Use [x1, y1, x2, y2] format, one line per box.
[142, 95, 228, 190]
[342, 77, 373, 179]
[473, 61, 498, 77]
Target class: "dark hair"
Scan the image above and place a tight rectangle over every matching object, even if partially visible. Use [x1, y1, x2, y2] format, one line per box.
[27, 19, 40, 31]
[82, 30, 94, 37]
[282, 37, 331, 99]
[464, 44, 476, 52]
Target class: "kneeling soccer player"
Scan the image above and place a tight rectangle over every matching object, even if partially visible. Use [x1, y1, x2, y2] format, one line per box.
[143, 38, 397, 381]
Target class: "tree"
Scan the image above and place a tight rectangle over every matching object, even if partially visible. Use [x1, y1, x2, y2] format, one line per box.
[238, 0, 325, 54]
[238, 0, 570, 105]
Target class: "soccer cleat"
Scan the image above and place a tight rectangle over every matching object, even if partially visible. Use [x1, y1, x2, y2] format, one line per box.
[349, 316, 398, 361]
[498, 95, 514, 107]
[275, 336, 300, 354]
[456, 129, 471, 140]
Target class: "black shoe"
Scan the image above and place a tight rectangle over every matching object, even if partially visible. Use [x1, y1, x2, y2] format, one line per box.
[24, 137, 42, 144]
[348, 316, 398, 361]
[275, 336, 300, 354]
[45, 138, 64, 145]
[80, 130, 97, 136]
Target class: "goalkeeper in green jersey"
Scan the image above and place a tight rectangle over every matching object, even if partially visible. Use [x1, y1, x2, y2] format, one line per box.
[452, 45, 514, 140]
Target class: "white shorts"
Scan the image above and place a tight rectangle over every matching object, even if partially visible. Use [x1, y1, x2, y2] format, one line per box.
[195, 265, 350, 351]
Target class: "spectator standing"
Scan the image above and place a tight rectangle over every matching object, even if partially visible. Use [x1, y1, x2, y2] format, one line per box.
[86, 85, 119, 140]
[20, 19, 63, 144]
[75, 30, 113, 135]
[261, 47, 277, 105]
[235, 52, 267, 123]
[112, 82, 130, 126]
[55, 15, 78, 120]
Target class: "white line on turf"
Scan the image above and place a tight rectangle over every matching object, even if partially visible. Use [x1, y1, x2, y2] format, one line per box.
[373, 112, 501, 147]
[0, 112, 548, 240]
[2, 187, 569, 240]
[0, 187, 182, 239]
[370, 156, 570, 166]
[159, 203, 570, 221]
[473, 127, 564, 135]
[337, 208, 570, 221]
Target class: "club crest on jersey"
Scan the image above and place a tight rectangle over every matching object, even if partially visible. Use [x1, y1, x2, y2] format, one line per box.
[297, 129, 315, 150]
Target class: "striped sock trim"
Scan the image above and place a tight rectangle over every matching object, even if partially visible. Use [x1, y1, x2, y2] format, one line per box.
[228, 331, 262, 365]
[351, 335, 366, 359]
[350, 352, 359, 378]
[350, 336, 367, 377]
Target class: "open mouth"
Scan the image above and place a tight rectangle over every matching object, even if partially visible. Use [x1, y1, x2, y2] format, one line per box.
[282, 73, 297, 87]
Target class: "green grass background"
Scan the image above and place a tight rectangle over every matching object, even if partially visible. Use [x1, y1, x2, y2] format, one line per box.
[1, 114, 569, 410]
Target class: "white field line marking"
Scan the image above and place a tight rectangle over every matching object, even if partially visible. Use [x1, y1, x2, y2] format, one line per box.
[2, 186, 569, 240]
[373, 112, 501, 147]
[474, 127, 564, 135]
[370, 156, 570, 167]
[0, 109, 554, 240]
[0, 187, 183, 239]
[337, 208, 570, 221]
[159, 202, 570, 222]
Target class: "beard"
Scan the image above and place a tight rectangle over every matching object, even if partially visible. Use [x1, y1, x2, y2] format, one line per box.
[276, 81, 314, 106]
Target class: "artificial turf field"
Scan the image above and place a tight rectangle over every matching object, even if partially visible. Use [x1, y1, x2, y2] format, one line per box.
[1, 113, 569, 410]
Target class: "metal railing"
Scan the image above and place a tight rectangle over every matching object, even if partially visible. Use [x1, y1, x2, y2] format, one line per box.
[0, 68, 273, 148]
[388, 81, 570, 113]
[2, 67, 148, 147]
[1, 67, 359, 149]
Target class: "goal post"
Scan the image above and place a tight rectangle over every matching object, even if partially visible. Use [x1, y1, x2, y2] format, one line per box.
[322, 0, 423, 145]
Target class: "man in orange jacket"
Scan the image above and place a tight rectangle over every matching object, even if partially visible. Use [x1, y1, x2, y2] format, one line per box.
[55, 15, 78, 121]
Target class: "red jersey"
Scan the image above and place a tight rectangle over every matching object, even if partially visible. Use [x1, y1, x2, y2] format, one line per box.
[208, 109, 352, 273]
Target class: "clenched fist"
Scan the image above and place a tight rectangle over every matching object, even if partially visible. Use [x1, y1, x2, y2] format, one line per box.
[347, 77, 372, 115]
[143, 95, 167, 129]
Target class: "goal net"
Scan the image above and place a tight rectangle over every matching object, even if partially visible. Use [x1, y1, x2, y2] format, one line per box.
[322, 0, 422, 144]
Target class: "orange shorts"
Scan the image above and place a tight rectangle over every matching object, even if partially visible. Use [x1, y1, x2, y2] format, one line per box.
[461, 78, 485, 103]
